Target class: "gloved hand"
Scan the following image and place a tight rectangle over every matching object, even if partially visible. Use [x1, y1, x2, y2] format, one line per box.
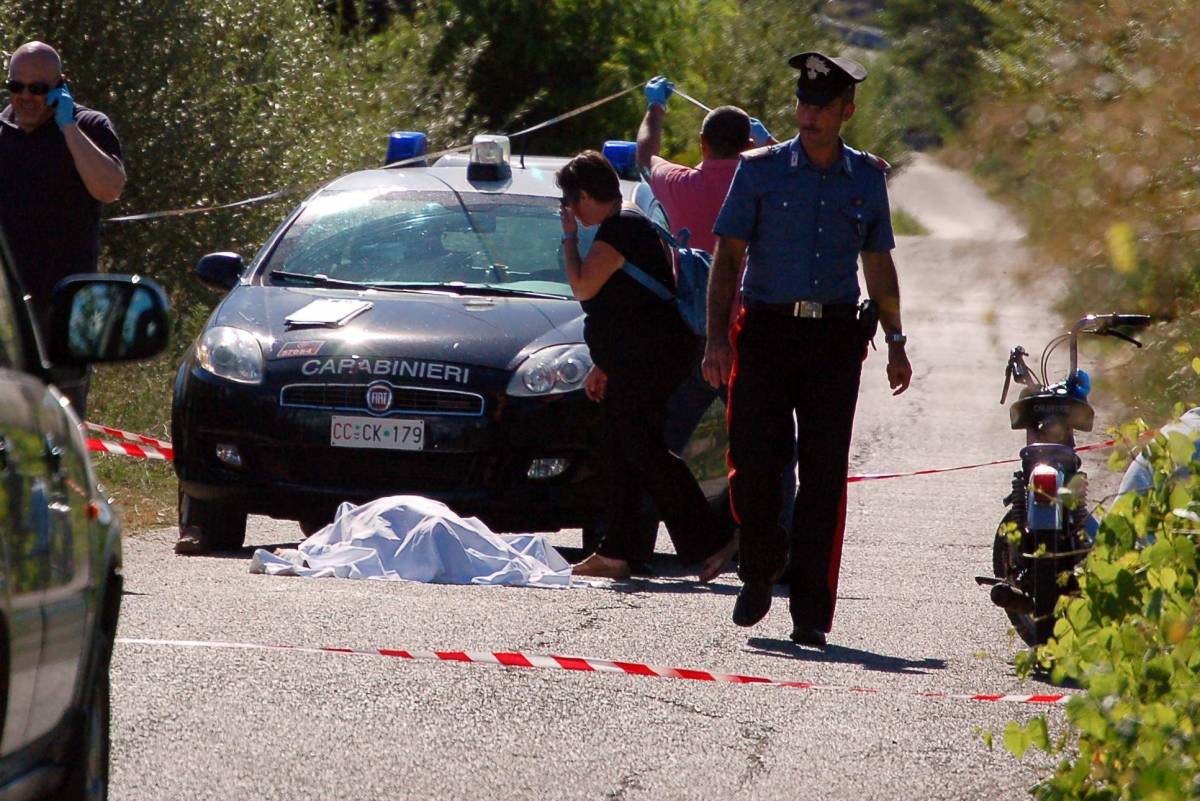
[749, 117, 772, 147]
[644, 76, 674, 110]
[45, 83, 76, 130]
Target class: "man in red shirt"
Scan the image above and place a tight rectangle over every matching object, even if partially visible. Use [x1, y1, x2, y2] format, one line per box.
[636, 76, 771, 253]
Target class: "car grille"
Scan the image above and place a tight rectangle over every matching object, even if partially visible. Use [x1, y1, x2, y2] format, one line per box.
[280, 383, 485, 416]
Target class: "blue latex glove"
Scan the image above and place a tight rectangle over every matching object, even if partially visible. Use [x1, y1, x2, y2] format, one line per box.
[45, 83, 76, 130]
[644, 76, 674, 109]
[749, 117, 772, 147]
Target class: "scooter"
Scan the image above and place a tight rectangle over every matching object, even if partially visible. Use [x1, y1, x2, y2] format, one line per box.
[978, 313, 1151, 645]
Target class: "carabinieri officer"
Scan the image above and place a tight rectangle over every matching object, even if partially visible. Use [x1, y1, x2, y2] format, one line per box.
[702, 51, 913, 647]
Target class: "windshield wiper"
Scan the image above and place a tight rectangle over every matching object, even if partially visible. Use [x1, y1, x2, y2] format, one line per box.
[269, 271, 445, 295]
[269, 270, 371, 290]
[372, 282, 568, 300]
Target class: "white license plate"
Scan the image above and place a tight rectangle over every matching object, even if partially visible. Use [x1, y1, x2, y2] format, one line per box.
[330, 416, 424, 451]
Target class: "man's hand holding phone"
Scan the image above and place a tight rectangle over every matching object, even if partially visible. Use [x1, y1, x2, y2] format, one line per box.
[45, 82, 75, 130]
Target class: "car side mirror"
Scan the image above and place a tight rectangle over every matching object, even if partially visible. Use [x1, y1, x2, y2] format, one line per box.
[195, 252, 245, 291]
[49, 275, 170, 365]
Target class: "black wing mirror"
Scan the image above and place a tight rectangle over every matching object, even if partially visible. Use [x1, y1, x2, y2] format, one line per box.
[195, 252, 245, 291]
[49, 275, 170, 365]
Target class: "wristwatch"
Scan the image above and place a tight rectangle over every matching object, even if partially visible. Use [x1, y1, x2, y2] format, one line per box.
[884, 332, 907, 345]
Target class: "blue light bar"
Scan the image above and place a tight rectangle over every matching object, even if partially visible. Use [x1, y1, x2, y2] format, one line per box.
[386, 131, 428, 166]
[603, 140, 638, 179]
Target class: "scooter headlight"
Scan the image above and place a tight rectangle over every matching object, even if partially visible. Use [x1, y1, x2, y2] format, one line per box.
[197, 326, 265, 384]
[507, 344, 593, 397]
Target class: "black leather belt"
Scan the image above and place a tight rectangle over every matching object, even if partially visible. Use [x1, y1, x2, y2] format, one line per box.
[746, 300, 857, 320]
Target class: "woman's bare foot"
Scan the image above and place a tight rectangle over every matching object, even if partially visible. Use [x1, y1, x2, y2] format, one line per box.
[699, 533, 739, 583]
[572, 552, 632, 579]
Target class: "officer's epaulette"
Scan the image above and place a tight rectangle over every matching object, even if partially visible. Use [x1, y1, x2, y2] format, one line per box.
[741, 144, 781, 161]
[863, 151, 891, 173]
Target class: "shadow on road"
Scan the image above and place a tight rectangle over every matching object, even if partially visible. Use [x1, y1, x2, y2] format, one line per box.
[746, 636, 948, 675]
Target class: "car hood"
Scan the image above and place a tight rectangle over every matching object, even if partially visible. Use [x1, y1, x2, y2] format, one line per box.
[212, 286, 586, 372]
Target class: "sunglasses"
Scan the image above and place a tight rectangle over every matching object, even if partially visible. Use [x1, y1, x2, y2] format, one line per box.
[4, 78, 63, 96]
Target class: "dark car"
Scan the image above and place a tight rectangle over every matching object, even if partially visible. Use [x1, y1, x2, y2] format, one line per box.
[172, 135, 729, 551]
[0, 234, 169, 798]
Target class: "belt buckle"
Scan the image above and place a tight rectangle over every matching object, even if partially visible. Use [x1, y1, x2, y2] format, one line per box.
[794, 300, 822, 319]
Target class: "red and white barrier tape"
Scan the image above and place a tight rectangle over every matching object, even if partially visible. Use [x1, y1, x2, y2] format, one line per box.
[83, 421, 172, 450]
[846, 438, 1118, 483]
[79, 417, 1134, 478]
[116, 637, 1072, 706]
[86, 437, 173, 461]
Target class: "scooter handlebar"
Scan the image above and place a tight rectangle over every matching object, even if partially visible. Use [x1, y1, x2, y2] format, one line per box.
[1109, 313, 1152, 329]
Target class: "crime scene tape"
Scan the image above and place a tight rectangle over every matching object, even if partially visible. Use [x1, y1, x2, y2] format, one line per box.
[845, 438, 1118, 483]
[104, 82, 647, 224]
[81, 418, 1130, 474]
[116, 637, 1073, 706]
[86, 437, 173, 461]
[83, 421, 172, 449]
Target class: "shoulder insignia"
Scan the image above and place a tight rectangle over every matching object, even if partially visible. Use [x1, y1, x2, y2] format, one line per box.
[741, 145, 775, 161]
[864, 151, 891, 173]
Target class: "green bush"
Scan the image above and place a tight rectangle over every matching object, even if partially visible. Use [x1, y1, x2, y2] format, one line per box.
[1004, 417, 1200, 800]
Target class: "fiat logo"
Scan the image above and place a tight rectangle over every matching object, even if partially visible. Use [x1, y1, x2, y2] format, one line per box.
[365, 382, 393, 414]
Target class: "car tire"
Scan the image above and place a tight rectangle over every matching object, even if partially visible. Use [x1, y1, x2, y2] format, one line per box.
[179, 489, 247, 552]
[53, 632, 111, 801]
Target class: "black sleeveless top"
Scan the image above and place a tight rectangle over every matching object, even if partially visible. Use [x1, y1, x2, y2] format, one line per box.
[581, 208, 691, 372]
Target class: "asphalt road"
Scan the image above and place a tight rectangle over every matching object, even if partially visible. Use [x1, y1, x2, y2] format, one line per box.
[110, 155, 1116, 800]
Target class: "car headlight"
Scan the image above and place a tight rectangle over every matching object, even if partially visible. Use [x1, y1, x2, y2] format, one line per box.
[507, 344, 593, 397]
[197, 326, 264, 384]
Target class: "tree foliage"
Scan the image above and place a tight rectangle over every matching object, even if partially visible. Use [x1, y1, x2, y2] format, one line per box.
[0, 0, 907, 519]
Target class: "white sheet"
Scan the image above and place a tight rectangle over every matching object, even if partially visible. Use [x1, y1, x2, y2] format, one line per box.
[249, 495, 582, 588]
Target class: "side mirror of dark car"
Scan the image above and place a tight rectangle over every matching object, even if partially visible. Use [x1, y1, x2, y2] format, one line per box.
[195, 252, 245, 291]
[48, 275, 170, 365]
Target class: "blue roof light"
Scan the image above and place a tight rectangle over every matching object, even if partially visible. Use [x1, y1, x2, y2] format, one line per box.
[386, 131, 428, 166]
[603, 140, 638, 179]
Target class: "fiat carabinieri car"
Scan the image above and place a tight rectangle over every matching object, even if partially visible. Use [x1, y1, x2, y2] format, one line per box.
[172, 134, 728, 551]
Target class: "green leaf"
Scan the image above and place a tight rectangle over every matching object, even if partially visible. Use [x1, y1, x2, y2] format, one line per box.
[1167, 431, 1197, 468]
[1003, 720, 1031, 759]
[1027, 716, 1051, 752]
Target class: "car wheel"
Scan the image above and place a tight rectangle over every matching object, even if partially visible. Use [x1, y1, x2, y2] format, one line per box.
[53, 632, 111, 801]
[179, 489, 247, 551]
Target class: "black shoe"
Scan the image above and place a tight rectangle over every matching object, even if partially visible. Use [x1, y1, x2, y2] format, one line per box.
[789, 625, 827, 648]
[732, 581, 773, 627]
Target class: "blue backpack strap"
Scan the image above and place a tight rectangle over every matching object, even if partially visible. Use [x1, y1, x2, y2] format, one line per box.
[621, 261, 674, 301]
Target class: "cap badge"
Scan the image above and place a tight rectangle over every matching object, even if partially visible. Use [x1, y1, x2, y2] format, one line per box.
[805, 55, 831, 79]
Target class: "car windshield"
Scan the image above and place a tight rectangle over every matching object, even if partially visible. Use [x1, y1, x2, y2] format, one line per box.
[263, 188, 596, 298]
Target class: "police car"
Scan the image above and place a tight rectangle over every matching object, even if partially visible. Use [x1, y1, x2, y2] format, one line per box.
[172, 133, 728, 550]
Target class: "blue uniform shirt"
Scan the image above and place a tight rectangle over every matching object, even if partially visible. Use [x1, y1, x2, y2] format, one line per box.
[713, 136, 894, 305]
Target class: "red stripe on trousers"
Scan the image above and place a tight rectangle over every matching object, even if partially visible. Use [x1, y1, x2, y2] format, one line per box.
[725, 306, 748, 526]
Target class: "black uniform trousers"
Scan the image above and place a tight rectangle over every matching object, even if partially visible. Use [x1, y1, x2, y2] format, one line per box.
[727, 308, 863, 631]
[597, 353, 728, 566]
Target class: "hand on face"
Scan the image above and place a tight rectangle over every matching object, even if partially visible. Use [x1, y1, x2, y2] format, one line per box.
[559, 203, 578, 234]
[45, 83, 75, 129]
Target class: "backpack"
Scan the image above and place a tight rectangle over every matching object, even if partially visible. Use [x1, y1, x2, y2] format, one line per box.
[620, 225, 711, 338]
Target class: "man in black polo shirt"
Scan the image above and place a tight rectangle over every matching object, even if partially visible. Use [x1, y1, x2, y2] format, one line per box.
[0, 40, 126, 415]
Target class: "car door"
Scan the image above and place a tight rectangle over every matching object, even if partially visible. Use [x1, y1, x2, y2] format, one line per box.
[24, 375, 88, 741]
[0, 247, 50, 755]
